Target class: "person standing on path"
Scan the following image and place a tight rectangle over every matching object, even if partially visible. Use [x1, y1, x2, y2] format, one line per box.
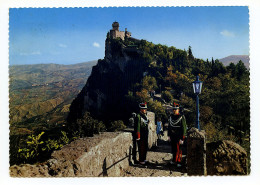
[134, 102, 150, 165]
[156, 117, 163, 139]
[168, 102, 187, 167]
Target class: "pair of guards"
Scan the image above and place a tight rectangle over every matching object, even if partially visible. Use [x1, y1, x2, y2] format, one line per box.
[133, 102, 187, 167]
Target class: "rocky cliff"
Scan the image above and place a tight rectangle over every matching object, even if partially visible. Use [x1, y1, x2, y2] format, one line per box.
[67, 37, 146, 124]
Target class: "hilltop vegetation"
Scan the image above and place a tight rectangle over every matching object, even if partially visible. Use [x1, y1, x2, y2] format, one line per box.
[128, 39, 249, 144]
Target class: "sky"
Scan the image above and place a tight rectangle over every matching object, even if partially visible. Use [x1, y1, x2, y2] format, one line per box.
[9, 7, 249, 65]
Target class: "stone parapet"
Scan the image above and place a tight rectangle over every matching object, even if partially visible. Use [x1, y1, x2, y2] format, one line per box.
[147, 111, 157, 149]
[187, 127, 207, 176]
[10, 132, 133, 177]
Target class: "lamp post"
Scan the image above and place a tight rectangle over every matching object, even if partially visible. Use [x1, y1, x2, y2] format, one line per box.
[192, 76, 203, 131]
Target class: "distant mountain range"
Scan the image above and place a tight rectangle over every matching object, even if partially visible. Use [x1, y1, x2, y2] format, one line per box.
[219, 55, 249, 69]
[9, 61, 97, 135]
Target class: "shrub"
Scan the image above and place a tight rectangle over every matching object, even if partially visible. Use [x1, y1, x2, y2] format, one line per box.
[93, 121, 106, 134]
[204, 122, 236, 143]
[44, 138, 63, 152]
[109, 120, 126, 132]
[17, 130, 75, 165]
[72, 112, 106, 137]
[18, 132, 45, 163]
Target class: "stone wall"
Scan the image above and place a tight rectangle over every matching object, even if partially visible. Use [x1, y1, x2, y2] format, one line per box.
[10, 132, 133, 177]
[10, 114, 157, 177]
[187, 127, 207, 176]
[147, 111, 157, 149]
[110, 29, 126, 40]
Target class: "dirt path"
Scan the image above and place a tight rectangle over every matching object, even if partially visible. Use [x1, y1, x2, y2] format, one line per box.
[122, 131, 187, 177]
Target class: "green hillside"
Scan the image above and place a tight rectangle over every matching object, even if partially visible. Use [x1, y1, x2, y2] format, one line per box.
[128, 39, 250, 142]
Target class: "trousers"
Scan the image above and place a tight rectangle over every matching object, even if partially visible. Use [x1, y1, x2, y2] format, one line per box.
[137, 128, 148, 162]
[170, 135, 183, 163]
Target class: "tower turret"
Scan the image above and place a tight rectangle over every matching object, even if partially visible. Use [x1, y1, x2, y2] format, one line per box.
[112, 21, 119, 31]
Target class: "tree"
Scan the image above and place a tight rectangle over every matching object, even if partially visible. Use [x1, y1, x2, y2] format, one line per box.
[227, 62, 236, 78]
[141, 75, 158, 92]
[161, 91, 173, 103]
[147, 99, 167, 122]
[236, 60, 248, 81]
[188, 46, 194, 61]
[165, 65, 177, 88]
[210, 59, 226, 76]
[206, 77, 222, 91]
[136, 89, 149, 102]
[211, 57, 215, 66]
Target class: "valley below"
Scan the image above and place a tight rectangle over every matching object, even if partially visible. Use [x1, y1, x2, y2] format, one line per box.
[9, 61, 97, 135]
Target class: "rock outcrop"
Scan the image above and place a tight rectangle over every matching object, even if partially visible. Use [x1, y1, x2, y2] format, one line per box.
[67, 37, 146, 123]
[206, 140, 248, 175]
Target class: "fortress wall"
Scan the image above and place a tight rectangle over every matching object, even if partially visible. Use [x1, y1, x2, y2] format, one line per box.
[115, 31, 125, 40]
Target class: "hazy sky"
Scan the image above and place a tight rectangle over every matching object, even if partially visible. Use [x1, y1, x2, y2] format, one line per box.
[9, 7, 249, 65]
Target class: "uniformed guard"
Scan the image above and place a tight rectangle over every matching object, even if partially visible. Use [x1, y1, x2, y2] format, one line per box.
[168, 102, 187, 167]
[134, 102, 150, 165]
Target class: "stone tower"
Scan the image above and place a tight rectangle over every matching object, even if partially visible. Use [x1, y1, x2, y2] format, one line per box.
[110, 21, 131, 40]
[112, 21, 119, 31]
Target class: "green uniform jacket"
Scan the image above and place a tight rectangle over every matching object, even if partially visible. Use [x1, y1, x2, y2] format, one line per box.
[135, 113, 149, 139]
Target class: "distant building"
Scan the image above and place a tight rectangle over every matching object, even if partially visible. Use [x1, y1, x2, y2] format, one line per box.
[110, 21, 131, 40]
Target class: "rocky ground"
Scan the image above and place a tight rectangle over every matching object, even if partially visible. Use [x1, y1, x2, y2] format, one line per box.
[122, 131, 187, 177]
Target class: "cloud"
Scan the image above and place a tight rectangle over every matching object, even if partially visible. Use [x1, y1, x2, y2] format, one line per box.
[58, 43, 67, 48]
[220, 30, 235, 37]
[93, 42, 100, 48]
[20, 51, 41, 56]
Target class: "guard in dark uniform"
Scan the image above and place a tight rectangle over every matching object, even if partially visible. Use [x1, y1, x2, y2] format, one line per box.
[134, 102, 149, 165]
[168, 102, 187, 167]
